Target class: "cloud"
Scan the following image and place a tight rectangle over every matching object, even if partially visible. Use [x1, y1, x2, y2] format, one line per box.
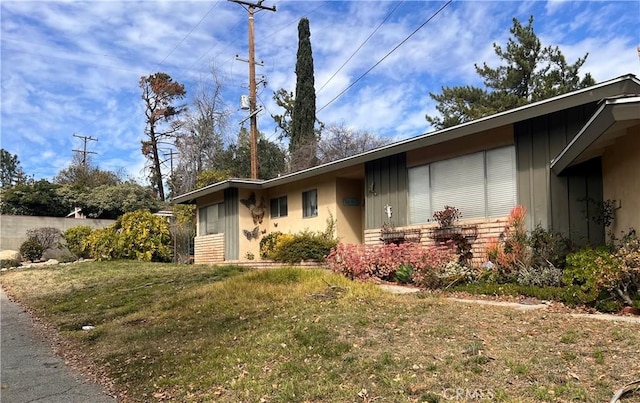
[2, 0, 638, 183]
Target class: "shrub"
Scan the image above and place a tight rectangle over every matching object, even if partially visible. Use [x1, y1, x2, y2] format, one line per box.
[86, 226, 119, 261]
[42, 247, 77, 263]
[115, 210, 172, 262]
[516, 264, 564, 287]
[260, 231, 284, 259]
[599, 234, 640, 306]
[527, 225, 574, 270]
[63, 226, 93, 259]
[564, 247, 622, 305]
[0, 259, 21, 268]
[440, 261, 477, 287]
[482, 205, 530, 282]
[19, 239, 45, 262]
[25, 227, 62, 251]
[270, 231, 337, 264]
[326, 242, 455, 285]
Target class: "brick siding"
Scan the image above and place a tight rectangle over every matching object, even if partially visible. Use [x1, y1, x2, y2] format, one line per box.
[194, 234, 225, 265]
[364, 217, 509, 266]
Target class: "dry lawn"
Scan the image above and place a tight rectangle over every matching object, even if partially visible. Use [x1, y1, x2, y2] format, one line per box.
[1, 261, 639, 402]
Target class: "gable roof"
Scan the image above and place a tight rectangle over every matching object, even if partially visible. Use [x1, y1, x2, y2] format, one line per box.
[173, 74, 640, 204]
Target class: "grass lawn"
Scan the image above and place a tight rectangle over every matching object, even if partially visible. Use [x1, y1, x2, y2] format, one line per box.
[1, 261, 639, 402]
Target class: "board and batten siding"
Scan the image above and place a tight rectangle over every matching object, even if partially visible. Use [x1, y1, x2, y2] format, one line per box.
[365, 153, 407, 230]
[515, 102, 604, 246]
[224, 188, 239, 260]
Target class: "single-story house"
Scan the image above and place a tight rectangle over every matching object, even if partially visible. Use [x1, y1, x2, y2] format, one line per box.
[172, 74, 640, 265]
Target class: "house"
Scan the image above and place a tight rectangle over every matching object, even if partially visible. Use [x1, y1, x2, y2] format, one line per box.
[172, 74, 640, 265]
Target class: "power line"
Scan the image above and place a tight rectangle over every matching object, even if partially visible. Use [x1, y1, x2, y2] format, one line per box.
[317, 0, 404, 94]
[317, 0, 453, 114]
[156, 1, 222, 67]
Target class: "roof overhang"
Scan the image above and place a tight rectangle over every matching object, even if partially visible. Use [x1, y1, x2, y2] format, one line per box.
[171, 74, 640, 204]
[550, 96, 640, 175]
[171, 179, 264, 204]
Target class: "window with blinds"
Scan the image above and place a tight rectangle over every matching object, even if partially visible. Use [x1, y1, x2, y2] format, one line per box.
[408, 146, 516, 224]
[270, 196, 288, 218]
[198, 203, 225, 235]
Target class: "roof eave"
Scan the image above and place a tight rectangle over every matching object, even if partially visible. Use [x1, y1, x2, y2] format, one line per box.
[551, 96, 640, 174]
[170, 74, 640, 201]
[171, 179, 264, 204]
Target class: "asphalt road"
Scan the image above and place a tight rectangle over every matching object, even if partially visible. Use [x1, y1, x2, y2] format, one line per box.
[1, 287, 117, 403]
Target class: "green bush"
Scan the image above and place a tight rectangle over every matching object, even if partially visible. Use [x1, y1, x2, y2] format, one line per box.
[563, 247, 620, 305]
[84, 211, 172, 262]
[19, 239, 45, 262]
[63, 226, 93, 258]
[270, 231, 337, 264]
[259, 231, 283, 259]
[528, 225, 575, 270]
[116, 210, 172, 262]
[86, 226, 119, 261]
[394, 263, 414, 284]
[0, 259, 21, 268]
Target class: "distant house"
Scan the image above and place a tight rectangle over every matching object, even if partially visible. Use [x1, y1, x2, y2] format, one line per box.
[172, 74, 640, 265]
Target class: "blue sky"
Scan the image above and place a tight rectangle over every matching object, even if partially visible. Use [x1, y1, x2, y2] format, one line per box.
[1, 0, 639, 183]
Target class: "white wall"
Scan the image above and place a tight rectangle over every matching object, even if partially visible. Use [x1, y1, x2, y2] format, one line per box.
[0, 215, 116, 250]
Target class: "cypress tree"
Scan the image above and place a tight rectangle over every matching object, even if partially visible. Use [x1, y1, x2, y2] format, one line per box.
[290, 18, 318, 171]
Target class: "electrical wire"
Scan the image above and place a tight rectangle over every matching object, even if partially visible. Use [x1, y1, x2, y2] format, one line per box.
[316, 0, 404, 94]
[317, 0, 453, 114]
[156, 1, 221, 67]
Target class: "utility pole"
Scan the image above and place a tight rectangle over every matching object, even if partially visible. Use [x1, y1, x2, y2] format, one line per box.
[229, 0, 276, 179]
[163, 149, 178, 178]
[72, 134, 98, 167]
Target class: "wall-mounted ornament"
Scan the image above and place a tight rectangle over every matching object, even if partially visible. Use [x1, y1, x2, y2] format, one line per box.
[240, 192, 266, 224]
[243, 226, 259, 241]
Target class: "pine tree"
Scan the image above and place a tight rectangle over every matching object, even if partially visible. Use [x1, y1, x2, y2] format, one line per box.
[427, 16, 595, 129]
[290, 18, 318, 171]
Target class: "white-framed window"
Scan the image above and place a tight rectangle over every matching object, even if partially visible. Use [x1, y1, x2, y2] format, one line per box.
[302, 189, 318, 218]
[408, 146, 517, 224]
[198, 203, 224, 236]
[270, 196, 288, 218]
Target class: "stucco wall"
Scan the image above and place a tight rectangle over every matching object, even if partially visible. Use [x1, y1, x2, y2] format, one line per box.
[237, 189, 268, 261]
[364, 217, 509, 266]
[335, 178, 364, 244]
[0, 215, 116, 251]
[602, 125, 640, 236]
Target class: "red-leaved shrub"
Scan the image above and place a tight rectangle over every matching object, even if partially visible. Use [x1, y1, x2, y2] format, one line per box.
[326, 242, 455, 286]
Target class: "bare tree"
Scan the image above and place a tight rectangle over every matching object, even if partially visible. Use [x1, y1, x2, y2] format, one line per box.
[140, 72, 186, 200]
[171, 68, 231, 196]
[317, 122, 391, 164]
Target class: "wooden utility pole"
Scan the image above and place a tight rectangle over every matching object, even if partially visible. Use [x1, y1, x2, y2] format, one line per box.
[164, 149, 178, 178]
[72, 134, 98, 167]
[229, 0, 276, 179]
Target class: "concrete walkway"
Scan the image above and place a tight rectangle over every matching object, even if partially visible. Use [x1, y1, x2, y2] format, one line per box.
[1, 288, 116, 403]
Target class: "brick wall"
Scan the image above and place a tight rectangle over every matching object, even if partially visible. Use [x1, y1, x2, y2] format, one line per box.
[194, 234, 225, 265]
[364, 217, 509, 266]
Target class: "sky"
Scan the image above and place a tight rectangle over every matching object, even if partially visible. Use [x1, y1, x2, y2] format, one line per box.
[1, 0, 639, 183]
